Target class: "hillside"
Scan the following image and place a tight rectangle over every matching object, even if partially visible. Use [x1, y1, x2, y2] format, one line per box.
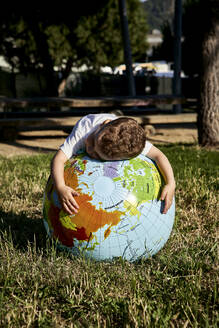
[141, 0, 186, 32]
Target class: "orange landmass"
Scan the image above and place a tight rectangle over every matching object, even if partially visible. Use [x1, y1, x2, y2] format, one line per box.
[47, 166, 124, 247]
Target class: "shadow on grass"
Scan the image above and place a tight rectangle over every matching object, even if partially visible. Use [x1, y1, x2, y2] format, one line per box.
[0, 209, 177, 266]
[153, 122, 197, 130]
[0, 209, 49, 251]
[1, 140, 57, 154]
[17, 133, 67, 140]
[147, 141, 199, 148]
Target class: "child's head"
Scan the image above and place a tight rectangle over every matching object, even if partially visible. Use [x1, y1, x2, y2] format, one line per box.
[85, 117, 146, 160]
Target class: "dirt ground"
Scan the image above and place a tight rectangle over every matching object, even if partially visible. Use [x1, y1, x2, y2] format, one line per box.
[0, 124, 198, 157]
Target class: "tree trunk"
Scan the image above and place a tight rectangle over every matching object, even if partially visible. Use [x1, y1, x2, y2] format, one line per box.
[58, 58, 73, 96]
[198, 1, 219, 146]
[28, 19, 58, 97]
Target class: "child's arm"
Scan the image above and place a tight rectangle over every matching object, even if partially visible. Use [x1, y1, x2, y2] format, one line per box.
[51, 150, 79, 215]
[147, 145, 175, 214]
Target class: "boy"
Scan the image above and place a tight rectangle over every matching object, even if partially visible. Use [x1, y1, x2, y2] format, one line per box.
[51, 113, 175, 215]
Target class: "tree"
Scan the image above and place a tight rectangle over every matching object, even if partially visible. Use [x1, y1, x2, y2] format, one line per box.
[0, 3, 108, 96]
[198, 0, 219, 146]
[181, 0, 203, 77]
[66, 0, 148, 69]
[150, 21, 174, 61]
[147, 0, 219, 146]
[0, 1, 148, 96]
[142, 0, 175, 31]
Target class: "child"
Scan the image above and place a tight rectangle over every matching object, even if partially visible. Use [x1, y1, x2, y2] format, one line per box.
[51, 113, 175, 215]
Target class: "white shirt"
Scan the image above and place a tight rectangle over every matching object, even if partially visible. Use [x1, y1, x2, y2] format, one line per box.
[60, 113, 152, 159]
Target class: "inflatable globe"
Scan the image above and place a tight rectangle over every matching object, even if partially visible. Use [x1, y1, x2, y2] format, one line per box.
[43, 153, 175, 261]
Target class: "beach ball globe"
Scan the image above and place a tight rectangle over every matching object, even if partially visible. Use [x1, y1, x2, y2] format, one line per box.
[43, 153, 175, 261]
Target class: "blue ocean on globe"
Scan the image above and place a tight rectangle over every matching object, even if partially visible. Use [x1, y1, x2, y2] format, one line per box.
[43, 153, 175, 261]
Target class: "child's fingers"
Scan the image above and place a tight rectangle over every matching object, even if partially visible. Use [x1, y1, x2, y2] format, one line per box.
[63, 199, 79, 215]
[70, 190, 80, 209]
[63, 186, 78, 195]
[63, 193, 80, 214]
[160, 191, 171, 214]
[71, 197, 79, 211]
[161, 194, 168, 214]
[62, 202, 74, 215]
[163, 194, 173, 214]
[160, 189, 167, 201]
[71, 189, 80, 197]
[66, 188, 80, 211]
[162, 198, 170, 214]
[162, 200, 168, 214]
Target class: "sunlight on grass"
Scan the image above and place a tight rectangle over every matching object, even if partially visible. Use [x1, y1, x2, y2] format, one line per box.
[0, 146, 218, 327]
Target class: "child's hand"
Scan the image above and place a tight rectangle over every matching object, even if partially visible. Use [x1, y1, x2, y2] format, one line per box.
[56, 185, 80, 215]
[160, 183, 175, 214]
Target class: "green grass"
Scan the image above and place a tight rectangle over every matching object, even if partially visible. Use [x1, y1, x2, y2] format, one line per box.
[0, 146, 218, 327]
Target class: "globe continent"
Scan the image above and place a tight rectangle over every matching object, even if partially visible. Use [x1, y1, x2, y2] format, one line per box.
[43, 153, 175, 261]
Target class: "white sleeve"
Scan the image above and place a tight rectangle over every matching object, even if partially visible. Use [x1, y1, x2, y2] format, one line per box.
[141, 141, 153, 156]
[59, 116, 91, 158]
[59, 113, 117, 159]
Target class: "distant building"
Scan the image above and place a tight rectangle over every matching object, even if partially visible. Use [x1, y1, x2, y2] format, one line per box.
[146, 29, 163, 57]
[0, 56, 11, 71]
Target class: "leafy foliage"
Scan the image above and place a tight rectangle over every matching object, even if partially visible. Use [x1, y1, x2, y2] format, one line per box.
[141, 0, 175, 31]
[142, 0, 206, 79]
[0, 0, 148, 95]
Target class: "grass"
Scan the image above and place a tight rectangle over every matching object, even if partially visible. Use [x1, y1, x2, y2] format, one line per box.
[0, 145, 218, 327]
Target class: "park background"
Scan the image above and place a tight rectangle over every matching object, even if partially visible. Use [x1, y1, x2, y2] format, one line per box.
[0, 0, 218, 327]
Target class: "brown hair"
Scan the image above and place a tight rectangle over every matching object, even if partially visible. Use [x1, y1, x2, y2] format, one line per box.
[96, 117, 146, 159]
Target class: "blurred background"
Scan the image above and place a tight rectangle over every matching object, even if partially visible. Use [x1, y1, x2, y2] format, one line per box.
[0, 0, 218, 146]
[0, 0, 199, 100]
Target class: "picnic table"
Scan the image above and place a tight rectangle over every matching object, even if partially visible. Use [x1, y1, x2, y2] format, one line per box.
[0, 95, 185, 110]
[0, 95, 195, 140]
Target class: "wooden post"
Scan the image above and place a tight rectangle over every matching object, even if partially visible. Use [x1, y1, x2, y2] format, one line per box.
[173, 0, 182, 114]
[118, 0, 136, 96]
